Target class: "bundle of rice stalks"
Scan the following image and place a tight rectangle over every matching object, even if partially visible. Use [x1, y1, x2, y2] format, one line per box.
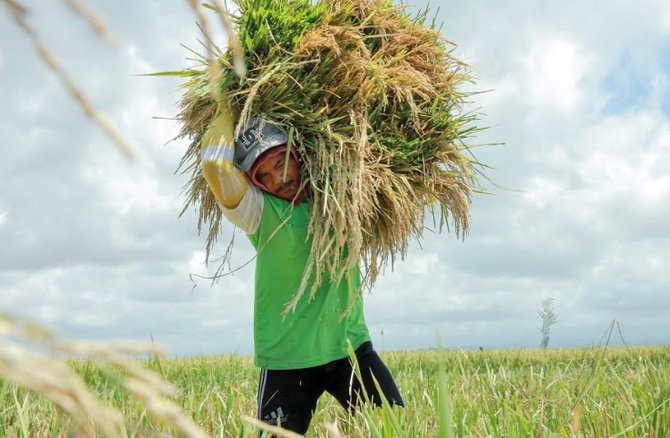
[173, 0, 485, 306]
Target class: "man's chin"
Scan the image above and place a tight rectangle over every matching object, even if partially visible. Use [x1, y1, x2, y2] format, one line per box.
[268, 189, 296, 201]
[282, 192, 298, 201]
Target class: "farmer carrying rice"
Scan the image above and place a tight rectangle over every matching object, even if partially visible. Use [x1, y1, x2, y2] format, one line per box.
[199, 100, 404, 435]
[169, 1, 485, 433]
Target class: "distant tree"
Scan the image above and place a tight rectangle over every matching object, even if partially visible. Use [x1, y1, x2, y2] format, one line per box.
[538, 298, 557, 348]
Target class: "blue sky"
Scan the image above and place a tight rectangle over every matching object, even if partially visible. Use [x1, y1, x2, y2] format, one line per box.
[1, 0, 669, 356]
[603, 53, 653, 112]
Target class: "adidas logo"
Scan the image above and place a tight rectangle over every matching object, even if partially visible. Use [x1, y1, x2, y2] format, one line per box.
[263, 406, 288, 425]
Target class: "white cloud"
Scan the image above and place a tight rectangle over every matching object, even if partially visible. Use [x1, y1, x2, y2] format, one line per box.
[83, 162, 173, 216]
[523, 177, 567, 209]
[575, 112, 670, 206]
[406, 253, 439, 275]
[187, 250, 208, 277]
[2, 0, 669, 355]
[662, 3, 670, 30]
[126, 45, 155, 75]
[1, 269, 65, 325]
[524, 36, 590, 112]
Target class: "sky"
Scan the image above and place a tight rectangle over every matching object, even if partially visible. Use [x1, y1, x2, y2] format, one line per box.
[1, 0, 669, 357]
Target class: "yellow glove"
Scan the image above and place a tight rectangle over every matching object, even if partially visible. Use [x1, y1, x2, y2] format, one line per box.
[200, 97, 249, 209]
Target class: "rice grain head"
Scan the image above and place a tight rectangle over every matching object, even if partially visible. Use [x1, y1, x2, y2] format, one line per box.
[169, 0, 486, 307]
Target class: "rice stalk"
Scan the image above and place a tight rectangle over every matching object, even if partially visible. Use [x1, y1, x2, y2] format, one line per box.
[241, 414, 304, 437]
[0, 340, 125, 436]
[0, 313, 210, 438]
[167, 0, 485, 306]
[204, 0, 247, 78]
[186, 0, 224, 102]
[325, 420, 345, 437]
[61, 0, 117, 46]
[1, 0, 134, 159]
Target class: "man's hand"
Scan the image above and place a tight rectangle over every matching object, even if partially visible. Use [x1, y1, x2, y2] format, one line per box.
[200, 96, 248, 209]
[201, 96, 235, 150]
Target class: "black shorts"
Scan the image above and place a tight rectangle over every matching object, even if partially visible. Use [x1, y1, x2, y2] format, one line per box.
[256, 341, 404, 435]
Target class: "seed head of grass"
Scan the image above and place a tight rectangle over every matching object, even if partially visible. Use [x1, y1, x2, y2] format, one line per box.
[0, 313, 209, 438]
[169, 0, 486, 305]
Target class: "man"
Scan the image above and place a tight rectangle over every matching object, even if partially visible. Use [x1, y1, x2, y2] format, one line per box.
[199, 104, 404, 435]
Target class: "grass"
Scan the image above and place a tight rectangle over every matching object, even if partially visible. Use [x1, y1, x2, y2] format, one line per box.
[1, 346, 669, 437]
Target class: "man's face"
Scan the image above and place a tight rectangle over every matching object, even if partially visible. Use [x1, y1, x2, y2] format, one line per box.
[253, 148, 302, 201]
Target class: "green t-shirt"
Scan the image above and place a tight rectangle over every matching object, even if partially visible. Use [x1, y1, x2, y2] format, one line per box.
[248, 193, 370, 369]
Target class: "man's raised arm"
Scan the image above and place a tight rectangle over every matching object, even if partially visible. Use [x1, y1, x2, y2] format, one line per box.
[199, 105, 262, 235]
[199, 107, 249, 209]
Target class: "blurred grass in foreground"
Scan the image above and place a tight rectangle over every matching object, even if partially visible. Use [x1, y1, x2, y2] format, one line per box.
[1, 346, 669, 437]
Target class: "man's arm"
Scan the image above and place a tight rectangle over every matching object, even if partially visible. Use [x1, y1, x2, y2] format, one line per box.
[200, 106, 262, 234]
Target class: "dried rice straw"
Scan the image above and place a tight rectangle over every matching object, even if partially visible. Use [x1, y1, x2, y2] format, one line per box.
[169, 0, 486, 309]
